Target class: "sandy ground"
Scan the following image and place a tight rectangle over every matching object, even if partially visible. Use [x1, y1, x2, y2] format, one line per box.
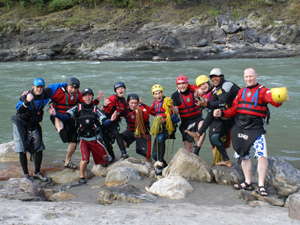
[0, 175, 298, 225]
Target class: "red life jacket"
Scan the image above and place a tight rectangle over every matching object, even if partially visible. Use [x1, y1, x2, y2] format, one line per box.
[106, 95, 126, 121]
[126, 104, 150, 132]
[52, 87, 79, 114]
[201, 89, 213, 102]
[153, 97, 170, 119]
[178, 91, 201, 118]
[236, 85, 268, 118]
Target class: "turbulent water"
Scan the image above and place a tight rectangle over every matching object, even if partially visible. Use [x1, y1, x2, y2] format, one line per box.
[1, 58, 299, 169]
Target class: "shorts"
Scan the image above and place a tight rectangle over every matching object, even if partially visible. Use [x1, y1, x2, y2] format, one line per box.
[50, 115, 77, 143]
[79, 139, 109, 165]
[122, 129, 136, 147]
[179, 116, 203, 142]
[234, 134, 267, 159]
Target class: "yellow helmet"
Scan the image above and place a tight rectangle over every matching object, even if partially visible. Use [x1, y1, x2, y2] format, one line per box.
[151, 84, 163, 96]
[271, 87, 288, 103]
[196, 75, 210, 87]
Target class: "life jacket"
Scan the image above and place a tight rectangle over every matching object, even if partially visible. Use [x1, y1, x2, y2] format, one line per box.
[212, 80, 240, 109]
[201, 88, 214, 102]
[237, 85, 269, 118]
[126, 104, 150, 132]
[178, 91, 202, 118]
[154, 97, 169, 119]
[52, 87, 79, 114]
[77, 103, 100, 138]
[108, 95, 126, 121]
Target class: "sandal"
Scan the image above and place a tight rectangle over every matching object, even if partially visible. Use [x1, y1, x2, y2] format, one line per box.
[233, 182, 253, 190]
[256, 186, 268, 196]
[64, 161, 78, 169]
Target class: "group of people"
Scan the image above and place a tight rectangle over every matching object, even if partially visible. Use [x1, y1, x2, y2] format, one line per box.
[11, 67, 288, 196]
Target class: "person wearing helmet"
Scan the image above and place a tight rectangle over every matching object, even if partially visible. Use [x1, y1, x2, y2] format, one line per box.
[11, 78, 66, 182]
[186, 68, 240, 167]
[50, 77, 103, 169]
[102, 82, 128, 159]
[49, 88, 116, 184]
[149, 84, 176, 176]
[214, 67, 287, 196]
[121, 93, 152, 161]
[171, 75, 205, 155]
[195, 75, 214, 103]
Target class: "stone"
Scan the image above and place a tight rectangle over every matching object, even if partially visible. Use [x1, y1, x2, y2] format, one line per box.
[0, 178, 46, 201]
[212, 163, 244, 186]
[49, 191, 77, 202]
[145, 175, 193, 199]
[49, 168, 94, 184]
[267, 157, 300, 197]
[195, 39, 208, 47]
[287, 193, 300, 220]
[0, 141, 18, 162]
[105, 166, 142, 184]
[251, 191, 285, 207]
[212, 29, 226, 44]
[98, 184, 156, 205]
[248, 200, 272, 207]
[239, 189, 257, 202]
[163, 148, 214, 183]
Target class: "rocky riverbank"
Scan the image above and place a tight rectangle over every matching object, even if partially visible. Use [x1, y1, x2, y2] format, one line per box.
[1, 13, 299, 61]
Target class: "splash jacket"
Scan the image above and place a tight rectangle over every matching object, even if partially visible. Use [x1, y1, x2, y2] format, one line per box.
[103, 94, 127, 122]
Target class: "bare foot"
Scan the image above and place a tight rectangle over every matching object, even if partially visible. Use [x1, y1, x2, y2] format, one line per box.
[185, 130, 200, 141]
[215, 160, 232, 167]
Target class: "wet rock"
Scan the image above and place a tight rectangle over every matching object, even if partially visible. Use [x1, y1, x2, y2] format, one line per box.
[0, 141, 18, 162]
[212, 163, 244, 186]
[287, 193, 300, 220]
[49, 168, 94, 184]
[0, 165, 26, 180]
[92, 157, 153, 177]
[145, 175, 193, 199]
[105, 166, 142, 184]
[163, 148, 214, 183]
[98, 184, 156, 205]
[0, 178, 46, 201]
[267, 157, 300, 197]
[49, 191, 77, 202]
[251, 191, 285, 207]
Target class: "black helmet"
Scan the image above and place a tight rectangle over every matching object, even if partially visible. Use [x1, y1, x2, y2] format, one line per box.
[114, 82, 126, 92]
[67, 77, 80, 88]
[127, 93, 139, 102]
[82, 88, 94, 96]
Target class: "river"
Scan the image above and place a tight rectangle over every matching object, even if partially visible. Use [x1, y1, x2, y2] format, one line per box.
[1, 58, 299, 170]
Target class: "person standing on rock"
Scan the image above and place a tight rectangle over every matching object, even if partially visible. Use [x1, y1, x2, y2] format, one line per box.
[49, 77, 103, 169]
[149, 84, 178, 176]
[185, 68, 240, 167]
[49, 88, 117, 184]
[171, 75, 205, 155]
[213, 67, 288, 196]
[102, 82, 129, 160]
[122, 93, 152, 161]
[11, 78, 66, 181]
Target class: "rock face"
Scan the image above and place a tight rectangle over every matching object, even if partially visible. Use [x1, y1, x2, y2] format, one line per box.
[0, 141, 18, 162]
[0, 14, 299, 61]
[0, 178, 46, 201]
[98, 184, 157, 205]
[163, 148, 214, 183]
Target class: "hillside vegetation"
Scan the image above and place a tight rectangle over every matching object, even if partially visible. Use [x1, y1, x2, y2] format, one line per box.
[0, 0, 299, 33]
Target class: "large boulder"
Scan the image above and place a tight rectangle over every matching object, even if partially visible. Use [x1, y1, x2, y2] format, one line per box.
[92, 157, 153, 177]
[0, 141, 18, 162]
[0, 178, 46, 201]
[98, 184, 156, 205]
[286, 193, 300, 220]
[145, 175, 193, 199]
[163, 148, 214, 183]
[105, 166, 142, 184]
[212, 163, 244, 186]
[49, 168, 94, 184]
[267, 157, 300, 197]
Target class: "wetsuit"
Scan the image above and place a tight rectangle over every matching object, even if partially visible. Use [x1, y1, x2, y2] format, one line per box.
[103, 94, 127, 158]
[197, 78, 240, 161]
[11, 83, 65, 175]
[122, 103, 151, 158]
[222, 83, 282, 160]
[172, 87, 203, 143]
[56, 102, 109, 165]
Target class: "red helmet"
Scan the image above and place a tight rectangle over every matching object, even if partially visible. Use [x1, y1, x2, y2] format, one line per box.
[176, 75, 189, 85]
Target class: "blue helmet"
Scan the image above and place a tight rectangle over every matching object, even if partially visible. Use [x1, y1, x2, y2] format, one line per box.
[114, 82, 126, 92]
[33, 78, 45, 87]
